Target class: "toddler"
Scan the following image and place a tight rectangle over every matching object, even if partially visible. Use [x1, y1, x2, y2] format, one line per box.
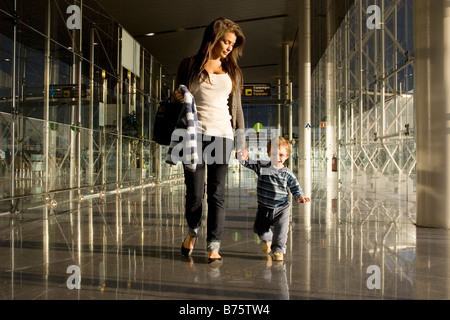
[238, 136, 310, 261]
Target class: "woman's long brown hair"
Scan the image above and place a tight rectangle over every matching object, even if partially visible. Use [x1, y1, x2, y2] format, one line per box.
[189, 18, 245, 94]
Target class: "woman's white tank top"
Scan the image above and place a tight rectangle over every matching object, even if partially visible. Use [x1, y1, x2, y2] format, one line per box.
[189, 73, 234, 140]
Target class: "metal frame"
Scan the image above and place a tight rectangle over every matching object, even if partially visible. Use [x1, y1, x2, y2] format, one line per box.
[312, 0, 416, 198]
[0, 0, 181, 215]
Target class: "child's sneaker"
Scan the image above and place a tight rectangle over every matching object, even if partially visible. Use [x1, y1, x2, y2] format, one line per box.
[262, 241, 272, 254]
[273, 252, 284, 261]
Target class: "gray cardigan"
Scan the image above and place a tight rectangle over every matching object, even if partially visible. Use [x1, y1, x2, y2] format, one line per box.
[175, 57, 246, 150]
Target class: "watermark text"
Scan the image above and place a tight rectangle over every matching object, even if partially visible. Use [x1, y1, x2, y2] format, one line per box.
[366, 265, 381, 290]
[66, 265, 81, 290]
[66, 5, 81, 30]
[367, 5, 381, 30]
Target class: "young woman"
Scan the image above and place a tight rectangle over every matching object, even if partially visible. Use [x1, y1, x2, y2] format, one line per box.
[173, 17, 246, 262]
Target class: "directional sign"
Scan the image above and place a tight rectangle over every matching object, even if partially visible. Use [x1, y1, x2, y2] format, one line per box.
[243, 84, 271, 97]
[49, 84, 86, 99]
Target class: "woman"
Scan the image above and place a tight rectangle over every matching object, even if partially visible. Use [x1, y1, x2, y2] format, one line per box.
[173, 17, 246, 262]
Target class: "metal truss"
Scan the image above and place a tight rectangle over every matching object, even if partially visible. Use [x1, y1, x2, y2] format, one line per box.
[312, 0, 416, 196]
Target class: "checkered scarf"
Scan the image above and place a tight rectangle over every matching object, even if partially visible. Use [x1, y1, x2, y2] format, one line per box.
[165, 85, 199, 172]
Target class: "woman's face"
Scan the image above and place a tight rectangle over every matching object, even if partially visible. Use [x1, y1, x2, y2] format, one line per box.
[212, 32, 237, 59]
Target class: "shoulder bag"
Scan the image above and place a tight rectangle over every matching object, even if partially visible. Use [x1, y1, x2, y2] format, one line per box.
[152, 99, 183, 146]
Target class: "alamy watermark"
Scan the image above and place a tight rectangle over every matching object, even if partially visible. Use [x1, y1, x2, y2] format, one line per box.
[366, 265, 381, 290]
[65, 5, 382, 35]
[366, 5, 381, 30]
[66, 5, 81, 30]
[167, 127, 281, 169]
[66, 265, 81, 290]
[66, 4, 382, 31]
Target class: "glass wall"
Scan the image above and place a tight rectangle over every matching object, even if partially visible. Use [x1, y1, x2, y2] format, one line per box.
[0, 0, 181, 217]
[311, 0, 416, 201]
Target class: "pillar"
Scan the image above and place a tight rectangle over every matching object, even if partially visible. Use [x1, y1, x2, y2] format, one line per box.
[326, 0, 338, 180]
[415, 0, 450, 228]
[298, 0, 312, 188]
[297, 0, 312, 296]
[282, 43, 290, 138]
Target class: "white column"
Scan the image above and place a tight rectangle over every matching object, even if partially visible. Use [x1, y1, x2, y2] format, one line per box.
[282, 43, 290, 138]
[326, 0, 338, 181]
[297, 0, 312, 296]
[298, 0, 312, 190]
[415, 0, 450, 228]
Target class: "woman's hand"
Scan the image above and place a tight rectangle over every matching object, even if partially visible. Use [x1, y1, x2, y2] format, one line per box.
[171, 89, 184, 103]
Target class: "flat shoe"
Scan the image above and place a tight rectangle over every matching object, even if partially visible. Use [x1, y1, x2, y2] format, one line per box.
[208, 257, 223, 263]
[208, 251, 222, 263]
[208, 257, 223, 266]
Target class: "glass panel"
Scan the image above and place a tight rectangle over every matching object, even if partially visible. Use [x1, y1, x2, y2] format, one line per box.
[311, 0, 416, 201]
[0, 0, 178, 219]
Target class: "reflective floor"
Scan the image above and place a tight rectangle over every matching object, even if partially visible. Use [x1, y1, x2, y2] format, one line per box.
[1, 165, 450, 301]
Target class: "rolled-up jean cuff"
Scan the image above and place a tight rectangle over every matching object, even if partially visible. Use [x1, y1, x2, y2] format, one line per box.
[207, 241, 220, 253]
[188, 228, 199, 238]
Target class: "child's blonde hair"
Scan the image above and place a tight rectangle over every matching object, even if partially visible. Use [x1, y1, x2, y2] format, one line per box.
[267, 136, 291, 156]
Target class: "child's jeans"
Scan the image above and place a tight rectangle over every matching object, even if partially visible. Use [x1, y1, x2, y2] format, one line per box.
[253, 203, 290, 254]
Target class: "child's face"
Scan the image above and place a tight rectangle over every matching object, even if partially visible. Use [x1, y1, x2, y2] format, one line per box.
[269, 146, 289, 168]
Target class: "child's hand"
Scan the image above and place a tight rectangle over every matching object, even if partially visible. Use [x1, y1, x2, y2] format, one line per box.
[236, 149, 248, 161]
[298, 196, 311, 203]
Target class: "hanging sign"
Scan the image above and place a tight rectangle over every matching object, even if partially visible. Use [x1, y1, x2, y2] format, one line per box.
[49, 84, 86, 99]
[243, 84, 271, 97]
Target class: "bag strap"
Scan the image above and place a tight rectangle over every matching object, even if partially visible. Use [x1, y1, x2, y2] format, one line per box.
[185, 56, 194, 90]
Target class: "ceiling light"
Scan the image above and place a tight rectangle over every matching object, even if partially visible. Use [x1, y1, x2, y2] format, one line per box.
[145, 32, 155, 36]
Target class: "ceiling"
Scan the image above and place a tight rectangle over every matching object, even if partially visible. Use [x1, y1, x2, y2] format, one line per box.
[96, 0, 353, 87]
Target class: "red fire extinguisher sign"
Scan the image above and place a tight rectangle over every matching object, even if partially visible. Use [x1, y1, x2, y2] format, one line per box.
[332, 155, 338, 172]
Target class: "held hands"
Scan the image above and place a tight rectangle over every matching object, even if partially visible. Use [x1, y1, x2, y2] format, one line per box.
[298, 196, 311, 203]
[236, 149, 248, 161]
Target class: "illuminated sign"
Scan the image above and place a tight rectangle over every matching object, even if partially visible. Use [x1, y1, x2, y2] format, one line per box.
[243, 83, 271, 97]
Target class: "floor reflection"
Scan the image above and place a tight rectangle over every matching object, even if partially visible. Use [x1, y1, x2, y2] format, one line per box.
[1, 167, 450, 300]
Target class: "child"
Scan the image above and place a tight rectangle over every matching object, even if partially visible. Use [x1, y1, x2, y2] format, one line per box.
[237, 136, 310, 261]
